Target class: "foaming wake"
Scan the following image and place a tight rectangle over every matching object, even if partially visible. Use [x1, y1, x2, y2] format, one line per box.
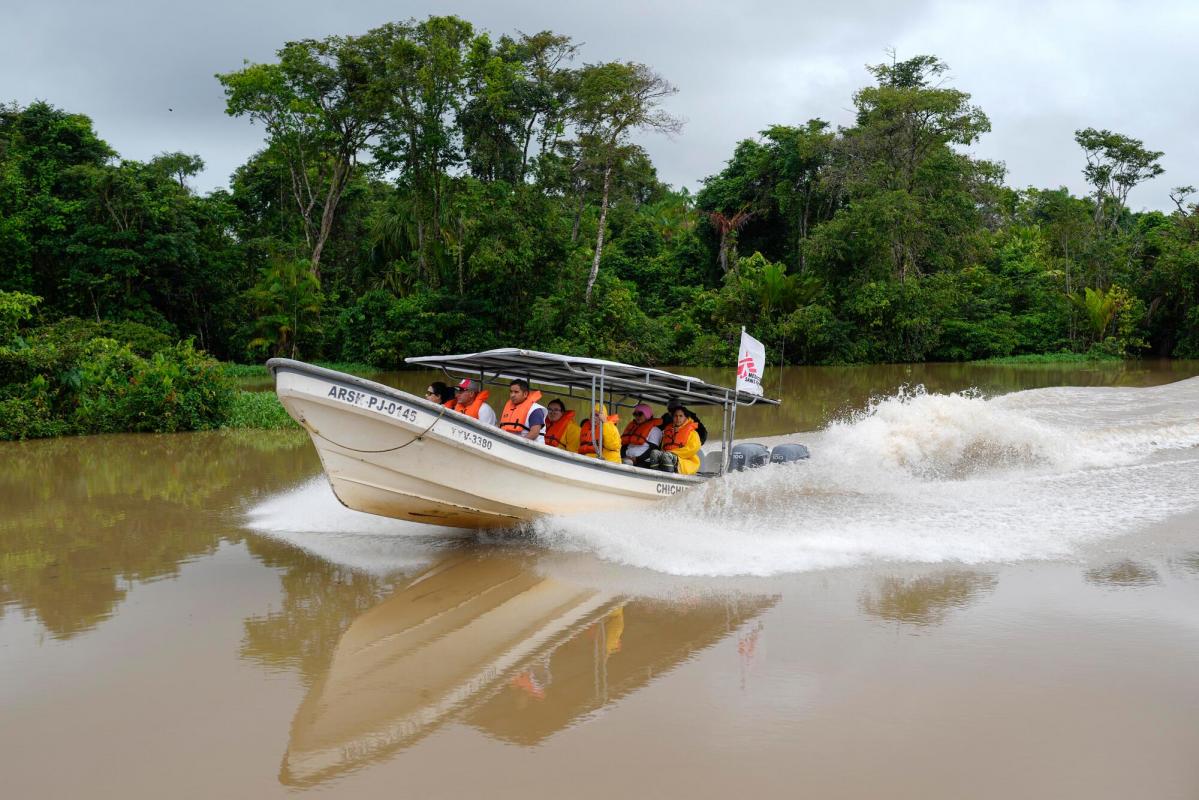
[534, 378, 1199, 576]
[244, 477, 464, 574]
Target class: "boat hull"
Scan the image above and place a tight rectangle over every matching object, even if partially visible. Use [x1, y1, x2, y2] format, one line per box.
[270, 360, 702, 529]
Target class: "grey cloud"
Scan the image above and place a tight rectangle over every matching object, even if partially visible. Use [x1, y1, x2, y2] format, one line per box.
[2, 0, 1191, 210]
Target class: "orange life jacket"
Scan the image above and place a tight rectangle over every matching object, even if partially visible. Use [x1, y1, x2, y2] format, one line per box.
[448, 389, 490, 419]
[621, 419, 658, 447]
[544, 409, 575, 448]
[662, 420, 698, 452]
[500, 390, 544, 437]
[578, 414, 619, 455]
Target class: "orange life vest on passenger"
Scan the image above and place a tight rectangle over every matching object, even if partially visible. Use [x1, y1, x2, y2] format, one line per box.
[544, 409, 575, 448]
[448, 389, 490, 419]
[578, 414, 619, 455]
[662, 420, 698, 452]
[621, 419, 658, 447]
[500, 390, 543, 437]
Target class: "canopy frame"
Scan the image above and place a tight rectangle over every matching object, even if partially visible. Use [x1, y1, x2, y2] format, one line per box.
[406, 348, 778, 476]
[406, 348, 777, 408]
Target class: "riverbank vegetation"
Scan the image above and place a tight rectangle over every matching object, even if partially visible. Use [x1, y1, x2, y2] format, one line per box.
[0, 294, 235, 438]
[222, 389, 300, 430]
[3, 15, 1198, 438]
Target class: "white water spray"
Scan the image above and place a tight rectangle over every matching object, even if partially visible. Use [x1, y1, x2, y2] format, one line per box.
[534, 378, 1199, 576]
[244, 477, 461, 574]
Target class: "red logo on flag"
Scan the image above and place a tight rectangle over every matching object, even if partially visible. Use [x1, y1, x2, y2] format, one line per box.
[737, 351, 757, 379]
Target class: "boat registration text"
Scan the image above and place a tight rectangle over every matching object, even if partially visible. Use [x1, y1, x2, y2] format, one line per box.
[450, 426, 494, 450]
[326, 385, 419, 423]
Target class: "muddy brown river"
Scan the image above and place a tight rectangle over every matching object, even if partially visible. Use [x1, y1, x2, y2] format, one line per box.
[3, 361, 1199, 799]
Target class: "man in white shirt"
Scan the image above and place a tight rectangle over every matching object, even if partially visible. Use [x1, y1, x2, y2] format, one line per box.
[499, 379, 546, 442]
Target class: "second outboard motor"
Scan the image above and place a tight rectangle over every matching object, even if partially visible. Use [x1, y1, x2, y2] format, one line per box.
[729, 442, 771, 471]
[770, 443, 810, 464]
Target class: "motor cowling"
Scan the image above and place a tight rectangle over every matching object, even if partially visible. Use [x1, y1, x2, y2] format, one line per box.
[770, 443, 810, 463]
[729, 442, 771, 471]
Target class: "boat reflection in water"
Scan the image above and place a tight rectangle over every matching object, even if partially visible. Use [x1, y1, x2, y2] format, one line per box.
[280, 554, 775, 787]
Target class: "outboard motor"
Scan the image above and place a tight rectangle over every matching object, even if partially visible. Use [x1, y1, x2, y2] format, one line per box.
[729, 442, 771, 471]
[770, 443, 810, 464]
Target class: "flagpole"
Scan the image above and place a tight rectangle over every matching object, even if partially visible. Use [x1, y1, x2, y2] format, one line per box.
[726, 326, 745, 471]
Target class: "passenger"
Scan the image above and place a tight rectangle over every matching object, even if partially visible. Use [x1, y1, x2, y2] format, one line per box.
[499, 379, 546, 442]
[662, 398, 708, 445]
[643, 404, 701, 474]
[621, 403, 662, 465]
[448, 379, 497, 426]
[425, 381, 456, 406]
[578, 404, 621, 463]
[544, 399, 580, 452]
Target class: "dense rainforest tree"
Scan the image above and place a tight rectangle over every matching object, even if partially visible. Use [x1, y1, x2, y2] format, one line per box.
[1075, 127, 1165, 233]
[217, 28, 394, 280]
[0, 101, 114, 298]
[4, 19, 1195, 375]
[568, 62, 681, 303]
[459, 30, 578, 184]
[0, 102, 243, 354]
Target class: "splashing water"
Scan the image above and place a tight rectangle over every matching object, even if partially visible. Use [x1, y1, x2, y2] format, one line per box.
[244, 477, 462, 574]
[534, 378, 1199, 576]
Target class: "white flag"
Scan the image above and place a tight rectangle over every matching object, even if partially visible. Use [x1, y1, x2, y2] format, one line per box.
[736, 328, 766, 396]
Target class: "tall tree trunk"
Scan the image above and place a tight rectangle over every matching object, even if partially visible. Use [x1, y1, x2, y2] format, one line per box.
[309, 161, 349, 280]
[416, 218, 427, 282]
[571, 180, 587, 244]
[429, 167, 442, 243]
[798, 185, 811, 273]
[290, 295, 299, 359]
[457, 216, 465, 296]
[585, 162, 613, 305]
[518, 114, 538, 183]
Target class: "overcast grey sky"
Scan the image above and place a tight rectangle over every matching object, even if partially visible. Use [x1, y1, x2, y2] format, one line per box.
[4, 0, 1195, 209]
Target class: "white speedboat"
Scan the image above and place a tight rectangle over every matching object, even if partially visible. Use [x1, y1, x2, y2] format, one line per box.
[268, 348, 779, 529]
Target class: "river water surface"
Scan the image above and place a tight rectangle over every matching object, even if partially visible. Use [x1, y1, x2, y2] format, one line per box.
[4, 361, 1199, 799]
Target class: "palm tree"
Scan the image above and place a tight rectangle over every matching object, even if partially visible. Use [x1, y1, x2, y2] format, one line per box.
[1066, 286, 1119, 343]
[755, 262, 821, 316]
[246, 259, 322, 359]
[706, 208, 754, 273]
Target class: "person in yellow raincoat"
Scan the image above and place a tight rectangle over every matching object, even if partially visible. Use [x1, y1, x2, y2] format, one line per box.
[543, 398, 581, 452]
[578, 403, 621, 463]
[644, 405, 702, 474]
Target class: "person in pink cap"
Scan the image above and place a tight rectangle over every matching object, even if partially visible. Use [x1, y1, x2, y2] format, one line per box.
[620, 403, 662, 466]
[447, 378, 497, 426]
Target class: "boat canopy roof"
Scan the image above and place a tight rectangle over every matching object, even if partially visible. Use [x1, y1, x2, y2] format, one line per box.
[406, 348, 779, 408]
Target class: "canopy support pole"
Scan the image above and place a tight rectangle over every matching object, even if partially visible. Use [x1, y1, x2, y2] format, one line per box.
[597, 367, 606, 416]
[718, 393, 730, 476]
[726, 395, 740, 473]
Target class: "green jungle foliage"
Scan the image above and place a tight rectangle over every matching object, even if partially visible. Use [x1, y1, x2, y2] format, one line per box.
[3, 19, 1199, 441]
[0, 302, 234, 440]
